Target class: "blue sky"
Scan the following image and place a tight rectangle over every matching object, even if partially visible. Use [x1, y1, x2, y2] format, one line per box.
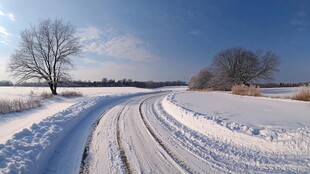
[0, 0, 309, 83]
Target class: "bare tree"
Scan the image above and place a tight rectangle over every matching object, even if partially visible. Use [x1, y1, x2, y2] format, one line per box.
[211, 47, 280, 89]
[188, 68, 213, 90]
[8, 19, 82, 95]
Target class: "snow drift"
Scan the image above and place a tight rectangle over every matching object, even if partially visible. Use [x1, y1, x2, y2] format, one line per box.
[162, 92, 310, 154]
[0, 93, 150, 173]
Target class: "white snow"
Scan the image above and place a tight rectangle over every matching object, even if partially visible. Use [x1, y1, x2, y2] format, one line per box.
[0, 93, 151, 173]
[260, 87, 298, 97]
[84, 91, 310, 173]
[0, 87, 152, 144]
[0, 86, 153, 99]
[170, 91, 310, 129]
[153, 86, 188, 91]
[0, 97, 76, 144]
[162, 91, 310, 153]
[1, 86, 309, 173]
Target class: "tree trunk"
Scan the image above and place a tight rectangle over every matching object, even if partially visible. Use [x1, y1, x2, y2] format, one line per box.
[48, 83, 58, 95]
[51, 88, 57, 95]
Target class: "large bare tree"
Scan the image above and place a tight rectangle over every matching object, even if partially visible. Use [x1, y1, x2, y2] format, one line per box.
[8, 19, 82, 95]
[211, 47, 280, 88]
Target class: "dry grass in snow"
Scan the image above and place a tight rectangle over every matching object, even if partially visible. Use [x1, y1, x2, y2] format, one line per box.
[60, 91, 83, 97]
[232, 84, 261, 96]
[40, 91, 54, 99]
[292, 86, 310, 101]
[0, 99, 41, 114]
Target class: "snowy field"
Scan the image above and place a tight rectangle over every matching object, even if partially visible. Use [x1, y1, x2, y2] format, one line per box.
[163, 90, 310, 152]
[260, 87, 298, 97]
[170, 91, 310, 129]
[1, 86, 309, 173]
[0, 86, 153, 100]
[0, 87, 153, 144]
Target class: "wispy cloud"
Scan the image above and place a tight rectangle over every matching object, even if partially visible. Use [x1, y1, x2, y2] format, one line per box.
[0, 10, 4, 16]
[0, 26, 10, 36]
[0, 9, 16, 22]
[72, 61, 152, 81]
[78, 26, 158, 62]
[190, 30, 201, 36]
[0, 25, 11, 44]
[77, 26, 102, 41]
[7, 13, 15, 21]
[80, 57, 101, 65]
[291, 10, 309, 31]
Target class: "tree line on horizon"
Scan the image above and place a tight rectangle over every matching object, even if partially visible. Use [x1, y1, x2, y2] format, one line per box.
[0, 79, 186, 89]
[1, 79, 308, 88]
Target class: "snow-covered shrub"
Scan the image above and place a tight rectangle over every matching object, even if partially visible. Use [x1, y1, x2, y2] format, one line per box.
[0, 99, 41, 114]
[292, 86, 310, 101]
[232, 84, 261, 96]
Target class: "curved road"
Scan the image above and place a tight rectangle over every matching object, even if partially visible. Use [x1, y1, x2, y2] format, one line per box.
[81, 93, 221, 173]
[43, 92, 308, 174]
[80, 92, 309, 174]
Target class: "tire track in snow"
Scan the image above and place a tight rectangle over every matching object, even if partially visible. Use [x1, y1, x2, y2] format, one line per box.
[153, 94, 309, 173]
[116, 105, 132, 174]
[79, 106, 114, 174]
[80, 103, 131, 174]
[139, 96, 195, 174]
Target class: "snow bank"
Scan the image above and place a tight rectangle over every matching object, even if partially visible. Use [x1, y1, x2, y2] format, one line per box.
[162, 92, 310, 153]
[0, 87, 153, 100]
[0, 93, 147, 173]
[0, 87, 152, 144]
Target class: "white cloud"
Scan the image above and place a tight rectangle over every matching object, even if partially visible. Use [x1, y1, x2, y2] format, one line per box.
[291, 10, 309, 31]
[0, 25, 10, 36]
[72, 61, 154, 81]
[0, 25, 11, 44]
[0, 10, 4, 16]
[77, 26, 102, 42]
[190, 30, 201, 36]
[7, 13, 15, 21]
[80, 57, 101, 65]
[78, 26, 158, 62]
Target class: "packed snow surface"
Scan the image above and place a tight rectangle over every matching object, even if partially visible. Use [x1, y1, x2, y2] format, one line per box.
[162, 91, 310, 154]
[86, 92, 310, 173]
[1, 87, 309, 173]
[0, 92, 152, 173]
[171, 91, 310, 129]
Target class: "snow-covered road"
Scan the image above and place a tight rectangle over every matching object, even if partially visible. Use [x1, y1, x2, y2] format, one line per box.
[82, 92, 310, 173]
[83, 92, 214, 173]
[1, 89, 309, 173]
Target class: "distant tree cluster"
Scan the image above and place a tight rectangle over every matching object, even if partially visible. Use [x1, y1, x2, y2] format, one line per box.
[189, 47, 280, 90]
[255, 82, 310, 88]
[14, 79, 186, 89]
[188, 68, 213, 90]
[0, 81, 13, 86]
